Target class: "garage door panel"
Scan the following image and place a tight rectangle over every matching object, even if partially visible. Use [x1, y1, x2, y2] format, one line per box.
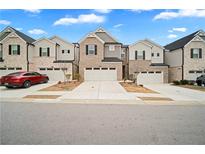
[136, 72, 163, 84]
[84, 69, 117, 81]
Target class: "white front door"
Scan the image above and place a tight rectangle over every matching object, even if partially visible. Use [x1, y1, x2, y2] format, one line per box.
[84, 68, 117, 81]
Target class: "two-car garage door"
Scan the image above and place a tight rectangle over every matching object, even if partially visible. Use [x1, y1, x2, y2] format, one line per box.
[84, 67, 117, 81]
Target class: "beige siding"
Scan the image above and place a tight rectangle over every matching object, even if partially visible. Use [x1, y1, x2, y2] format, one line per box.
[104, 44, 121, 59]
[165, 48, 182, 67]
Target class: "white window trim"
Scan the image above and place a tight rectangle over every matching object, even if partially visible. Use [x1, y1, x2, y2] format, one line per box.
[192, 48, 200, 59]
[41, 48, 48, 57]
[11, 44, 18, 55]
[109, 45, 115, 51]
[88, 44, 95, 55]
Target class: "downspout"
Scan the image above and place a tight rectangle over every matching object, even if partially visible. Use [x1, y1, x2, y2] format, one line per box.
[182, 47, 184, 80]
[26, 43, 29, 71]
[55, 43, 57, 61]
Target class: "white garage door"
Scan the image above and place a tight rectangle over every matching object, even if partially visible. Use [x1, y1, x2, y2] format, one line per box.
[84, 68, 117, 81]
[38, 68, 68, 81]
[136, 71, 163, 84]
[0, 67, 23, 77]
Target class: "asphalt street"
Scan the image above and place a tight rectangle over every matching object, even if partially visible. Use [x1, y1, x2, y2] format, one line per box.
[1, 102, 205, 144]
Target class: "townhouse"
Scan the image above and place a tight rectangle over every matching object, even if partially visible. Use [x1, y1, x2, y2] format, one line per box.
[0, 26, 204, 83]
[0, 26, 78, 81]
[165, 30, 205, 82]
[128, 39, 168, 84]
[78, 27, 123, 81]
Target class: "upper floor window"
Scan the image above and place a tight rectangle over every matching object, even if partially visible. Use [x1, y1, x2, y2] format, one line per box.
[157, 53, 160, 57]
[9, 45, 20, 55]
[39, 47, 50, 57]
[135, 50, 145, 60]
[86, 44, 97, 55]
[191, 48, 202, 59]
[109, 45, 115, 51]
[62, 50, 70, 54]
[151, 53, 154, 57]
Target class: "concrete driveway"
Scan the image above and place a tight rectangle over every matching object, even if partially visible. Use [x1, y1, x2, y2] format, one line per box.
[144, 84, 205, 101]
[0, 82, 56, 99]
[61, 81, 138, 100]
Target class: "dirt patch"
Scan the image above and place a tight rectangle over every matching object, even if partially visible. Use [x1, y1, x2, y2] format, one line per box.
[120, 82, 157, 93]
[24, 95, 60, 99]
[176, 85, 205, 92]
[139, 97, 173, 101]
[39, 81, 82, 91]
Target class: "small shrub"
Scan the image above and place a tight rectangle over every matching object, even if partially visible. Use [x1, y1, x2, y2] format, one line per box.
[180, 80, 189, 85]
[173, 80, 180, 85]
[188, 81, 195, 85]
[139, 84, 143, 87]
[73, 73, 81, 81]
[58, 81, 62, 84]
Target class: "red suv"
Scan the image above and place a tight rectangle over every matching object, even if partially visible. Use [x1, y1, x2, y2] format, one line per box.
[0, 71, 49, 88]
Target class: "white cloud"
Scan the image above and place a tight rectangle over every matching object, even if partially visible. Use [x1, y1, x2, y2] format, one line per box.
[168, 27, 187, 33]
[167, 34, 178, 39]
[28, 29, 47, 35]
[0, 20, 11, 25]
[94, 9, 112, 14]
[154, 9, 205, 20]
[130, 9, 152, 13]
[173, 27, 187, 32]
[113, 24, 123, 28]
[16, 27, 23, 31]
[53, 13, 105, 26]
[23, 9, 41, 13]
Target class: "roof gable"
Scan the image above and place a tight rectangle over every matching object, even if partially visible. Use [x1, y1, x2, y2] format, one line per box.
[164, 30, 204, 51]
[0, 26, 35, 44]
[33, 37, 56, 45]
[78, 32, 105, 44]
[50, 35, 74, 46]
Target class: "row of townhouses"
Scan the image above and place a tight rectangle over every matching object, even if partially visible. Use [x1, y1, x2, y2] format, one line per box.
[0, 26, 204, 84]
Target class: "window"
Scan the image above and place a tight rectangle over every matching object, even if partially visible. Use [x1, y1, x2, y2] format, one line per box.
[191, 48, 202, 59]
[9, 45, 20, 55]
[151, 53, 154, 57]
[94, 68, 100, 70]
[86, 44, 96, 55]
[23, 73, 33, 76]
[141, 72, 147, 73]
[16, 67, 22, 70]
[109, 45, 115, 51]
[42, 48, 48, 56]
[86, 68, 92, 70]
[156, 71, 162, 74]
[148, 71, 154, 74]
[196, 71, 203, 73]
[157, 53, 160, 57]
[135, 50, 145, 60]
[101, 68, 108, 70]
[189, 70, 195, 73]
[8, 67, 15, 70]
[47, 68, 53, 70]
[39, 68, 46, 70]
[54, 68, 60, 70]
[67, 50, 70, 54]
[62, 50, 64, 53]
[0, 67, 6, 70]
[109, 68, 116, 70]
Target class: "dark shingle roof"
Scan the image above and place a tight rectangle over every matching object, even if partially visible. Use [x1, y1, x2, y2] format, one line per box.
[0, 26, 35, 44]
[164, 30, 200, 51]
[102, 57, 122, 62]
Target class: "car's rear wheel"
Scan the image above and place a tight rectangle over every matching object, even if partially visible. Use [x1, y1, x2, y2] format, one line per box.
[197, 80, 202, 86]
[23, 80, 31, 88]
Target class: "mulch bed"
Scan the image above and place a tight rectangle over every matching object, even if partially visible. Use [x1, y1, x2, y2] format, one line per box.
[120, 82, 157, 93]
[39, 81, 82, 91]
[24, 95, 60, 99]
[138, 97, 173, 101]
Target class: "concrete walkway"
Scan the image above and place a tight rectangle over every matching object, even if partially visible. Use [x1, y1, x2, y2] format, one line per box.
[144, 84, 205, 101]
[60, 81, 139, 100]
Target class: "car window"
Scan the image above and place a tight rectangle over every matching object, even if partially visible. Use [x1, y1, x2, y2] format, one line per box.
[33, 72, 41, 76]
[23, 73, 33, 76]
[8, 72, 22, 76]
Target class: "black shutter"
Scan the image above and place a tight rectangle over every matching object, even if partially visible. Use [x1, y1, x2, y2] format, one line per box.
[47, 48, 50, 57]
[17, 45, 20, 55]
[95, 45, 97, 55]
[9, 45, 11, 55]
[135, 51, 138, 60]
[143, 51, 145, 60]
[190, 49, 193, 58]
[39, 47, 42, 57]
[86, 45, 88, 55]
[199, 48, 202, 58]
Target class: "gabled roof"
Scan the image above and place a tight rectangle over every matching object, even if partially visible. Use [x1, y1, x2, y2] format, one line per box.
[94, 27, 119, 43]
[164, 30, 204, 51]
[0, 26, 35, 44]
[50, 35, 74, 46]
[33, 37, 56, 44]
[144, 39, 164, 49]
